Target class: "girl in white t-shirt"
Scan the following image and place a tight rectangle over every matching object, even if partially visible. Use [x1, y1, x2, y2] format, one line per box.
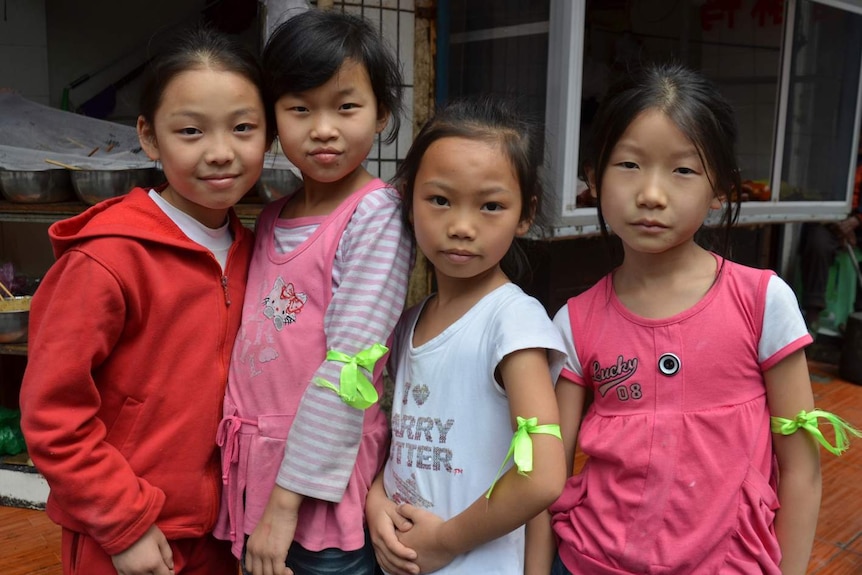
[366, 95, 568, 574]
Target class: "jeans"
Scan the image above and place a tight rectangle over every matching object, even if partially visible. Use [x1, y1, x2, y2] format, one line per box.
[550, 553, 573, 575]
[241, 530, 377, 575]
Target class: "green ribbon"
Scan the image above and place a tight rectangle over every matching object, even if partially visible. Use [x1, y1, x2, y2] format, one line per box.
[312, 343, 388, 410]
[771, 409, 862, 456]
[485, 417, 562, 499]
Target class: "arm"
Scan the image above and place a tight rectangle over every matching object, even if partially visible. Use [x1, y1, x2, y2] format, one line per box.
[764, 349, 821, 575]
[525, 376, 587, 574]
[366, 471, 419, 575]
[833, 214, 859, 244]
[19, 252, 165, 556]
[397, 348, 567, 573]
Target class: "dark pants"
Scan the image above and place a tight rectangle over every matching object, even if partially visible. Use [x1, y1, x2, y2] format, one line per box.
[798, 222, 862, 313]
[551, 553, 574, 575]
[241, 530, 377, 575]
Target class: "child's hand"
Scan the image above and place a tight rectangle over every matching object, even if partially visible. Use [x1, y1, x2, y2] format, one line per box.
[367, 490, 419, 575]
[396, 504, 455, 573]
[111, 525, 174, 575]
[245, 485, 300, 575]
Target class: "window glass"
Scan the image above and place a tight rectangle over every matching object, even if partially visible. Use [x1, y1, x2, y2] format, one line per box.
[779, 1, 862, 202]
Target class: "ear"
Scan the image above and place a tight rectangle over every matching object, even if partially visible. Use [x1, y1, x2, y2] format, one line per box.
[375, 107, 391, 135]
[585, 166, 598, 198]
[710, 190, 725, 210]
[515, 196, 537, 237]
[137, 115, 160, 161]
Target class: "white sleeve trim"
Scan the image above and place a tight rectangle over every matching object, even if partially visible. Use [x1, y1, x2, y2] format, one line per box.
[552, 305, 583, 379]
[759, 275, 809, 364]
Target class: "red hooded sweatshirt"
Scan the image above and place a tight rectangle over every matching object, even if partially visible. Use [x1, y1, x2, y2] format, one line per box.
[19, 188, 253, 556]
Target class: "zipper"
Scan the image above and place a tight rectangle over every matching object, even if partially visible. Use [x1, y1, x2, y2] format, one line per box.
[221, 275, 231, 306]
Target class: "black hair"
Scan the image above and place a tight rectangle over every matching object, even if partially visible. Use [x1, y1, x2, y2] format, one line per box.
[262, 9, 404, 145]
[139, 24, 275, 144]
[582, 61, 742, 256]
[395, 95, 546, 284]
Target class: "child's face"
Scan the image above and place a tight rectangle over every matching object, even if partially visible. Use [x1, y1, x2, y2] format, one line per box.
[274, 59, 388, 194]
[410, 136, 530, 287]
[137, 68, 267, 228]
[597, 109, 721, 256]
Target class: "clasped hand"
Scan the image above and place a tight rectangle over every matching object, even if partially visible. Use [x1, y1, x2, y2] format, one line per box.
[369, 498, 454, 575]
[111, 525, 174, 575]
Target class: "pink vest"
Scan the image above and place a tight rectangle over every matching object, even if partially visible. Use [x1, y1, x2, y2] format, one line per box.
[551, 260, 795, 574]
[215, 179, 389, 556]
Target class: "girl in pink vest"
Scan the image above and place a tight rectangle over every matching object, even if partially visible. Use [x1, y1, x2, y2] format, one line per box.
[544, 63, 858, 575]
[214, 9, 412, 575]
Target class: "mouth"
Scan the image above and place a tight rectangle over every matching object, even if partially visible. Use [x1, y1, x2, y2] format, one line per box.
[309, 149, 341, 163]
[200, 174, 239, 188]
[442, 249, 477, 263]
[632, 219, 667, 232]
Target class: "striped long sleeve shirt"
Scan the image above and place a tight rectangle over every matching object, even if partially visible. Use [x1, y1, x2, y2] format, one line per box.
[274, 185, 413, 501]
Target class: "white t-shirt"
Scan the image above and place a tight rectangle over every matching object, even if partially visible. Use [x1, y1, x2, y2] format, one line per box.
[382, 282, 566, 574]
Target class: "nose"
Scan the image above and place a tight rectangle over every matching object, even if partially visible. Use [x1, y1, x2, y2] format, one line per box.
[310, 112, 338, 141]
[205, 132, 235, 165]
[447, 209, 476, 240]
[637, 172, 667, 208]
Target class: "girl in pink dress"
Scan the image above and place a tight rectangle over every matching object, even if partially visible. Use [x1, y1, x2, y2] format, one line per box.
[214, 9, 412, 575]
[545, 62, 858, 575]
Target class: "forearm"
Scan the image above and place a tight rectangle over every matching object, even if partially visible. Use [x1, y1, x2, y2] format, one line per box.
[775, 465, 821, 575]
[438, 435, 565, 557]
[524, 510, 556, 575]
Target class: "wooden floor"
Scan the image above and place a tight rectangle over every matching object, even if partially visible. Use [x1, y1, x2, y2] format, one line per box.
[1, 359, 861, 574]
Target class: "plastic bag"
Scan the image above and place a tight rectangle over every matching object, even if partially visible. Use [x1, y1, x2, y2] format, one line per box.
[0, 406, 26, 456]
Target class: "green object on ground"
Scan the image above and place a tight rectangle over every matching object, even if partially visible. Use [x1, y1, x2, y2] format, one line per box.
[0, 406, 26, 456]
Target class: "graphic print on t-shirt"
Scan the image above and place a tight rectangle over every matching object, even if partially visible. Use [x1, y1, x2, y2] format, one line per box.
[390, 379, 457, 506]
[262, 276, 307, 330]
[592, 353, 644, 400]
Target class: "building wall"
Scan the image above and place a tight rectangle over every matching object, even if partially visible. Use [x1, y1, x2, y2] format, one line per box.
[0, 0, 49, 104]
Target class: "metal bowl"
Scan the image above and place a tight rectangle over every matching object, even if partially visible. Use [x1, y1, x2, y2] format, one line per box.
[256, 168, 302, 202]
[71, 168, 163, 206]
[0, 169, 76, 203]
[0, 296, 31, 343]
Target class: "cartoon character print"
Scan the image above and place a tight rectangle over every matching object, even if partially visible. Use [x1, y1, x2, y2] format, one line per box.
[263, 277, 307, 330]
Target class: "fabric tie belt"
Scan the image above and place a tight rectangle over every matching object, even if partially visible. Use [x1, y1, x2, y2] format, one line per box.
[216, 414, 257, 483]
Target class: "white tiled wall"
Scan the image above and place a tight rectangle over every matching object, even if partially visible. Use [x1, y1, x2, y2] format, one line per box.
[0, 0, 49, 104]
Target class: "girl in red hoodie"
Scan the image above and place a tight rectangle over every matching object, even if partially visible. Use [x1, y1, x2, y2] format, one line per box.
[20, 25, 273, 575]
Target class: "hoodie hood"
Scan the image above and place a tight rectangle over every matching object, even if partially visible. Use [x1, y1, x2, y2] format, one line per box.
[49, 187, 246, 259]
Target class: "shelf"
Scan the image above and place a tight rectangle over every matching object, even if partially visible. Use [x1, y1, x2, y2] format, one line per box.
[0, 199, 264, 227]
[0, 344, 27, 356]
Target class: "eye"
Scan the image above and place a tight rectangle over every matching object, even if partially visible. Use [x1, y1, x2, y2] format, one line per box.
[179, 127, 201, 136]
[482, 202, 503, 212]
[675, 166, 698, 175]
[289, 106, 308, 113]
[340, 103, 359, 111]
[234, 123, 255, 133]
[429, 195, 449, 207]
[618, 161, 638, 169]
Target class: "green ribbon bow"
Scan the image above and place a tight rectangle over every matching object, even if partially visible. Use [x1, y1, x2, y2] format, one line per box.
[485, 416, 562, 499]
[312, 343, 388, 410]
[771, 409, 862, 456]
